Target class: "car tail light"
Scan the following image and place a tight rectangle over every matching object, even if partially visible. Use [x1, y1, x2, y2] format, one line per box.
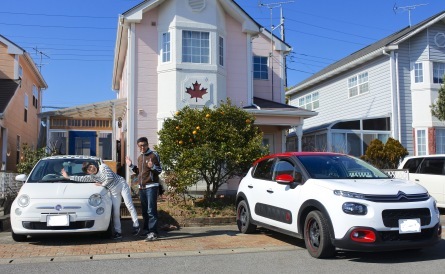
[350, 228, 376, 243]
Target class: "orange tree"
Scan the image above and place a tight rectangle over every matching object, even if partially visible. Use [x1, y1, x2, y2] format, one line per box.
[156, 99, 268, 201]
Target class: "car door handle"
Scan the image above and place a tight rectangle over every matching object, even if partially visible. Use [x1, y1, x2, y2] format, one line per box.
[415, 179, 419, 181]
[248, 185, 253, 188]
[267, 189, 274, 193]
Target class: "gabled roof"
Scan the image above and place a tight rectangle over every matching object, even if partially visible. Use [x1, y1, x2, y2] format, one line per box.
[0, 79, 20, 118]
[0, 35, 48, 89]
[112, 0, 291, 90]
[287, 10, 445, 95]
[243, 97, 317, 118]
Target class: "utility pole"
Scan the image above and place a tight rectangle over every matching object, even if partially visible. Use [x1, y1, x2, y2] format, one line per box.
[33, 47, 50, 72]
[393, 3, 428, 27]
[259, 1, 293, 100]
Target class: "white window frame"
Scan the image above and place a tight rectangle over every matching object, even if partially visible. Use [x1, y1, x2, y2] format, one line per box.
[416, 129, 427, 156]
[24, 94, 28, 122]
[297, 91, 319, 110]
[182, 30, 210, 64]
[18, 65, 23, 78]
[162, 32, 171, 63]
[348, 72, 369, 98]
[414, 62, 423, 83]
[436, 128, 445, 154]
[218, 36, 224, 67]
[433, 62, 445, 84]
[253, 56, 268, 80]
[32, 84, 38, 108]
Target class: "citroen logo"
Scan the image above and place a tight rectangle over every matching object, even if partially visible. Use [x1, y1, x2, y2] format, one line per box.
[55, 204, 63, 211]
[397, 191, 407, 200]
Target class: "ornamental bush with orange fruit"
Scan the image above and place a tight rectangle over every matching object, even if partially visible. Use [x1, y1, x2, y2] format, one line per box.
[156, 99, 268, 203]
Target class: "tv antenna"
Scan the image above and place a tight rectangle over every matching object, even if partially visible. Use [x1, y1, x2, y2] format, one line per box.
[393, 2, 428, 27]
[259, 1, 294, 100]
[33, 47, 50, 72]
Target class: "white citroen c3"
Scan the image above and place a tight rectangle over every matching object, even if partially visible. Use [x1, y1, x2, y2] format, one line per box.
[236, 152, 442, 258]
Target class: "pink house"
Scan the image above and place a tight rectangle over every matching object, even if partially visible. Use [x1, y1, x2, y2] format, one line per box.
[112, 0, 316, 183]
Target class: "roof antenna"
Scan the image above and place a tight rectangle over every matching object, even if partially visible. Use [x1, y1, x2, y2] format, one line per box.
[33, 47, 50, 72]
[259, 1, 294, 100]
[393, 2, 428, 27]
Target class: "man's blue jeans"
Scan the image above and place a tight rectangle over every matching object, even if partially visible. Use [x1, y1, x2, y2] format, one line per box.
[139, 186, 158, 234]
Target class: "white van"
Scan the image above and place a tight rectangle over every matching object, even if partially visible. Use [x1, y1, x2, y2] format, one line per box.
[398, 155, 445, 208]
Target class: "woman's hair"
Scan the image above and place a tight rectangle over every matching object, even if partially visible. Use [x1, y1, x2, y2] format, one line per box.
[82, 161, 98, 173]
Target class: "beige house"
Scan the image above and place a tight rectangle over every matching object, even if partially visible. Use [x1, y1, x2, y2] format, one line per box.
[0, 35, 47, 172]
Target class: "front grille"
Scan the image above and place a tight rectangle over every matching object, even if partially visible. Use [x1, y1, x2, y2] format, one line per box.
[22, 221, 94, 230]
[363, 192, 429, 203]
[382, 208, 431, 227]
[379, 226, 436, 241]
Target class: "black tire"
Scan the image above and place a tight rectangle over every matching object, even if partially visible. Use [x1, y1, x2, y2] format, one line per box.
[303, 210, 335, 258]
[11, 231, 27, 242]
[236, 200, 257, 234]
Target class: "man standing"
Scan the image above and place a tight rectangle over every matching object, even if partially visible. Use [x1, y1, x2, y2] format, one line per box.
[125, 137, 162, 241]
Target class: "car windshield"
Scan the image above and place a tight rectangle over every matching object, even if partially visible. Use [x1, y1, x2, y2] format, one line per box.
[27, 158, 99, 183]
[297, 155, 389, 179]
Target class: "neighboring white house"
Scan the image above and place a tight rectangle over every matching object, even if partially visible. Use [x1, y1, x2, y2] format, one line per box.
[111, 0, 316, 186]
[286, 11, 445, 157]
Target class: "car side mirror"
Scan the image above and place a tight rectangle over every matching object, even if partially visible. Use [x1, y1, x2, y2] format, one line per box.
[15, 174, 27, 182]
[276, 174, 294, 184]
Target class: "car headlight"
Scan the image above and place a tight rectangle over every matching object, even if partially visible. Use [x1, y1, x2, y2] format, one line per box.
[89, 194, 103, 207]
[17, 194, 30, 207]
[333, 190, 364, 199]
[342, 202, 367, 215]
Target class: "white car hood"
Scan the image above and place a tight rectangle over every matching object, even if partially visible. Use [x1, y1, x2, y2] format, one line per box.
[313, 178, 428, 195]
[19, 183, 106, 199]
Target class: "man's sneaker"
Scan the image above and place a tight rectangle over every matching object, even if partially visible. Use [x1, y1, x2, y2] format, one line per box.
[145, 232, 158, 241]
[112, 232, 122, 239]
[139, 231, 149, 238]
[132, 226, 140, 236]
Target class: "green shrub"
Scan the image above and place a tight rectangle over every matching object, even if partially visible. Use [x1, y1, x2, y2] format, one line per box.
[361, 137, 408, 169]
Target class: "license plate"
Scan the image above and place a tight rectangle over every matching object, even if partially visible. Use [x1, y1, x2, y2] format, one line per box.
[47, 215, 69, 226]
[398, 218, 421, 234]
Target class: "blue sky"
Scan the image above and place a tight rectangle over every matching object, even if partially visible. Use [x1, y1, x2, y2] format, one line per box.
[1, 0, 444, 109]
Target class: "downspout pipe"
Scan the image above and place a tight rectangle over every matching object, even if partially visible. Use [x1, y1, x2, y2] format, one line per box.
[383, 46, 399, 141]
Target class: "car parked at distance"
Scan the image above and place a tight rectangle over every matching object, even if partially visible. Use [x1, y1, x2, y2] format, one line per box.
[11, 155, 113, 242]
[398, 154, 445, 208]
[236, 152, 442, 258]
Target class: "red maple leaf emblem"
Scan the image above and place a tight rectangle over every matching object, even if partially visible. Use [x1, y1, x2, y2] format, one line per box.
[186, 81, 207, 102]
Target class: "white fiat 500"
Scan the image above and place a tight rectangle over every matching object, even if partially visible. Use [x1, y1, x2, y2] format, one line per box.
[236, 152, 442, 258]
[11, 155, 113, 242]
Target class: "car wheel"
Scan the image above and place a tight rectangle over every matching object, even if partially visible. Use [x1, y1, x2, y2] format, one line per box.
[11, 231, 27, 242]
[303, 210, 335, 258]
[237, 200, 257, 234]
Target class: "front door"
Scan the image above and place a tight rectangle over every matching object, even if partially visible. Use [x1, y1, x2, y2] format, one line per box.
[69, 131, 96, 156]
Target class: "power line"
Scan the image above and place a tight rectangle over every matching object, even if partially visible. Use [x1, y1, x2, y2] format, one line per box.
[0, 22, 115, 30]
[0, 11, 115, 19]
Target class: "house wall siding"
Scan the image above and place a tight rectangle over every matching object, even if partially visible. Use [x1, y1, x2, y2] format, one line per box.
[225, 12, 248, 107]
[0, 42, 15, 79]
[429, 22, 445, 60]
[291, 56, 392, 130]
[1, 54, 42, 171]
[252, 33, 283, 103]
[134, 9, 159, 152]
[397, 41, 414, 154]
